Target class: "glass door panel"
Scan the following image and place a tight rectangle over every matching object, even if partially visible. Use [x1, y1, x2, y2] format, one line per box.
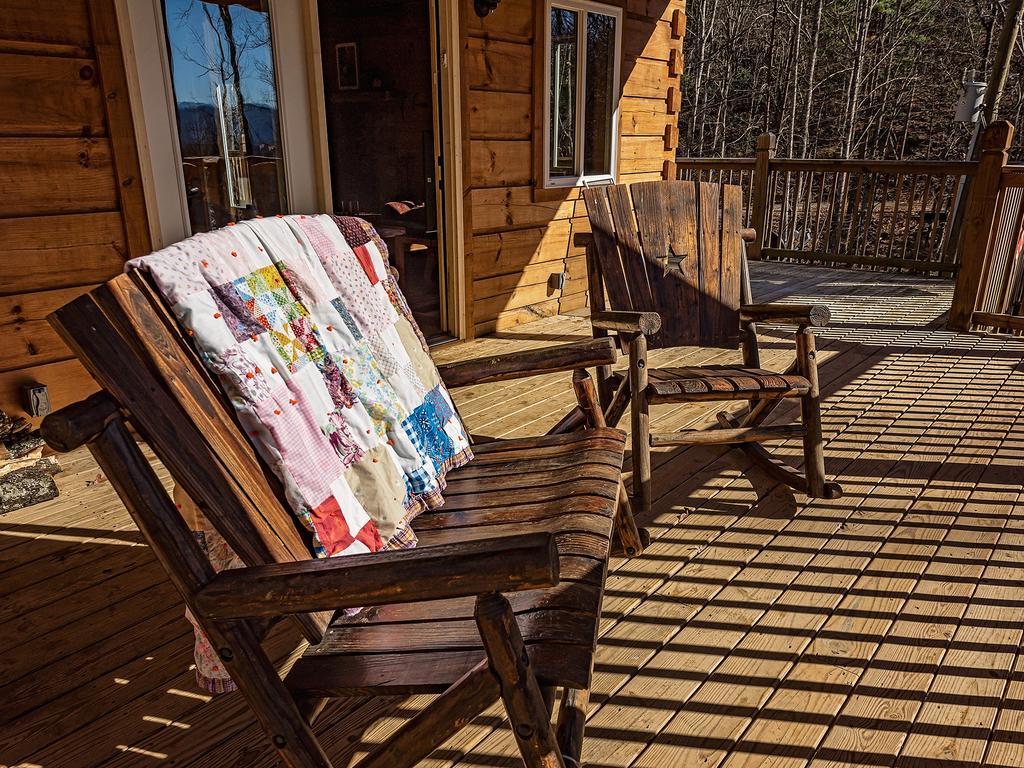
[163, 0, 288, 234]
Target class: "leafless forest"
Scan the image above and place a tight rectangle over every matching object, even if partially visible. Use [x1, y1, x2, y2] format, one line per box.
[680, 0, 1024, 159]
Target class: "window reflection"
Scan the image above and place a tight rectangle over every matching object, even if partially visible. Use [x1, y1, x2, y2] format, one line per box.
[549, 7, 578, 178]
[163, 0, 287, 234]
[584, 12, 616, 176]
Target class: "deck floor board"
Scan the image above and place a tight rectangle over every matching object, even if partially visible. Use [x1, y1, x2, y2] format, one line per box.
[3, 263, 1024, 768]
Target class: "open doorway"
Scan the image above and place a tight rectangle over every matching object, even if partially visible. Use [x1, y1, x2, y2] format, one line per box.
[317, 0, 451, 342]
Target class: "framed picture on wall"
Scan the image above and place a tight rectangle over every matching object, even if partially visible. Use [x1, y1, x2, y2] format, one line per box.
[336, 43, 359, 90]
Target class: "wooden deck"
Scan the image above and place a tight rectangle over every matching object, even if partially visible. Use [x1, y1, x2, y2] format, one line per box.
[3, 263, 1024, 768]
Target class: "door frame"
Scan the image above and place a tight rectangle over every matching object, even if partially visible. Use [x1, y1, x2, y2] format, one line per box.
[305, 0, 469, 340]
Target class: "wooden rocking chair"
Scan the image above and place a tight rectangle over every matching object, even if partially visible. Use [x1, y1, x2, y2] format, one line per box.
[582, 180, 843, 518]
[39, 270, 636, 768]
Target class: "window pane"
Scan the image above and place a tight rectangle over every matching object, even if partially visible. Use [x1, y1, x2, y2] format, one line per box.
[584, 11, 616, 176]
[163, 0, 288, 234]
[549, 7, 578, 178]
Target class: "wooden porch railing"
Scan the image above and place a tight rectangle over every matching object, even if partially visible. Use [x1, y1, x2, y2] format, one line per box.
[674, 136, 975, 276]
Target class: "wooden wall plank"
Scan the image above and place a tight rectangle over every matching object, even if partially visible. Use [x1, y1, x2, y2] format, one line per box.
[0, 1, 91, 53]
[623, 18, 673, 63]
[470, 140, 533, 187]
[474, 255, 587, 299]
[0, 137, 118, 217]
[621, 98, 673, 137]
[622, 58, 672, 99]
[465, 37, 532, 93]
[0, 212, 127, 297]
[0, 286, 94, 373]
[0, 53, 105, 137]
[472, 218, 594, 279]
[469, 91, 532, 139]
[464, 0, 533, 43]
[470, 186, 579, 231]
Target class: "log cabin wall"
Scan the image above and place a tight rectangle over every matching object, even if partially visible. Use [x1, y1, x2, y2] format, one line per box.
[0, 0, 149, 424]
[462, 0, 683, 336]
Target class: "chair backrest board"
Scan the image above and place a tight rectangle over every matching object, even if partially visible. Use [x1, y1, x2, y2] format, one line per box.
[583, 180, 745, 350]
[50, 271, 329, 643]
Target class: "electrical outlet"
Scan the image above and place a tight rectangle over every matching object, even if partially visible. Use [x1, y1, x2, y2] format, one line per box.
[549, 272, 567, 292]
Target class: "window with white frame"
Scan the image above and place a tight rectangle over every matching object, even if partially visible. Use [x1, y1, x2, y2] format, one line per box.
[544, 0, 621, 187]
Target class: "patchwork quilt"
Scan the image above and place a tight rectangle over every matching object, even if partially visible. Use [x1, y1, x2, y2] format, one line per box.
[128, 214, 473, 691]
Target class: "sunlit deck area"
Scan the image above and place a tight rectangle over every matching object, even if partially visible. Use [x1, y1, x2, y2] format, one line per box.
[4, 262, 1024, 768]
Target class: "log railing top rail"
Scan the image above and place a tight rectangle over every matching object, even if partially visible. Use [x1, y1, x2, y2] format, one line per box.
[676, 157, 977, 176]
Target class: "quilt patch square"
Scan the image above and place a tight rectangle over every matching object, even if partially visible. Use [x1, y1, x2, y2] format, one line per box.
[211, 283, 267, 343]
[424, 386, 455, 424]
[401, 400, 455, 477]
[331, 297, 362, 339]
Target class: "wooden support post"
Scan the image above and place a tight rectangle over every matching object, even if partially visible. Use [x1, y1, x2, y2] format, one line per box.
[475, 593, 566, 768]
[749, 133, 777, 261]
[949, 121, 1014, 331]
[572, 370, 645, 557]
[555, 688, 589, 768]
[603, 374, 631, 429]
[583, 241, 614, 408]
[795, 328, 826, 498]
[627, 333, 651, 517]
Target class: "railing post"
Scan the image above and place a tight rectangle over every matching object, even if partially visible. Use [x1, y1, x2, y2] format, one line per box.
[749, 133, 776, 261]
[948, 120, 1014, 332]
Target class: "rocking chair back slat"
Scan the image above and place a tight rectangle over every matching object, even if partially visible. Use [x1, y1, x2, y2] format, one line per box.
[606, 184, 654, 309]
[583, 180, 745, 350]
[585, 184, 636, 311]
[50, 274, 329, 643]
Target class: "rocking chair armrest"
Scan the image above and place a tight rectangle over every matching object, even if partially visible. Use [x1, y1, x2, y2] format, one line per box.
[194, 532, 560, 621]
[590, 311, 662, 337]
[437, 338, 618, 389]
[740, 303, 831, 328]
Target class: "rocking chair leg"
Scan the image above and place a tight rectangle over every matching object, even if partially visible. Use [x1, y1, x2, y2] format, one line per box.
[572, 370, 647, 557]
[555, 687, 589, 768]
[360, 660, 500, 768]
[611, 483, 647, 557]
[628, 334, 652, 518]
[795, 328, 828, 499]
[541, 685, 557, 717]
[475, 593, 566, 768]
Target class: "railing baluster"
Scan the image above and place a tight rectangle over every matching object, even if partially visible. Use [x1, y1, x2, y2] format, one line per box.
[899, 174, 919, 265]
[887, 173, 905, 264]
[912, 173, 933, 265]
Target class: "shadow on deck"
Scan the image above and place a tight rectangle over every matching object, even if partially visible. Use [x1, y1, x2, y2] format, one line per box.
[2, 263, 1023, 768]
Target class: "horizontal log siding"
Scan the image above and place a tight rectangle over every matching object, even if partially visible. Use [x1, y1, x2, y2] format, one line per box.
[462, 0, 683, 335]
[0, 0, 148, 423]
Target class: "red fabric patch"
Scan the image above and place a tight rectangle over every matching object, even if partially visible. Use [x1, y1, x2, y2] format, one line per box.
[356, 520, 383, 552]
[353, 245, 379, 285]
[310, 496, 382, 554]
[309, 496, 355, 554]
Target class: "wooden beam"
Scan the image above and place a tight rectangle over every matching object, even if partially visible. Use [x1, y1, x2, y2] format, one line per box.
[650, 424, 805, 447]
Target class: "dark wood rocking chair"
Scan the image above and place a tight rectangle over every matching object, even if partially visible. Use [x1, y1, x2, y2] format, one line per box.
[582, 180, 843, 519]
[39, 270, 638, 768]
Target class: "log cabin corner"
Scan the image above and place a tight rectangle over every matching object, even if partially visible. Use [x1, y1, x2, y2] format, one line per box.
[0, 0, 685, 425]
